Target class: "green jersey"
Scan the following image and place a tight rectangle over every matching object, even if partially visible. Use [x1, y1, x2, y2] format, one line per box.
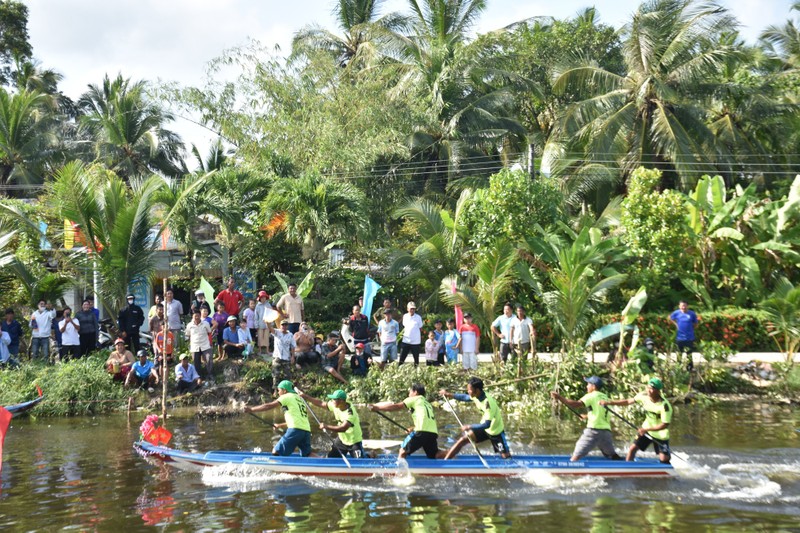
[471, 393, 505, 436]
[278, 393, 311, 432]
[579, 390, 612, 430]
[403, 395, 438, 434]
[327, 400, 363, 446]
[634, 392, 672, 440]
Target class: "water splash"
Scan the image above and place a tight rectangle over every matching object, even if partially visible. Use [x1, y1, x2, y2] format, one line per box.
[200, 463, 295, 489]
[519, 470, 607, 492]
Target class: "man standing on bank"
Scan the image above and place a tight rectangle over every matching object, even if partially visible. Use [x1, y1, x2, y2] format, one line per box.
[669, 300, 699, 371]
[550, 376, 622, 461]
[399, 302, 423, 366]
[118, 293, 144, 354]
[276, 283, 305, 334]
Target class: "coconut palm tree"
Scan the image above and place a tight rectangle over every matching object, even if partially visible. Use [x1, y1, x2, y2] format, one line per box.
[292, 0, 407, 67]
[260, 173, 364, 261]
[386, 0, 527, 190]
[389, 189, 472, 309]
[0, 88, 58, 195]
[548, 0, 740, 192]
[761, 2, 800, 70]
[77, 74, 184, 181]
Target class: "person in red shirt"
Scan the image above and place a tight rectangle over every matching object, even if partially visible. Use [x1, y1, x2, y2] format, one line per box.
[458, 313, 481, 370]
[215, 277, 244, 317]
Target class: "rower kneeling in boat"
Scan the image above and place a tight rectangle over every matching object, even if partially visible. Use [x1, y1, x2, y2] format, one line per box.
[439, 377, 511, 459]
[551, 376, 623, 461]
[296, 387, 364, 459]
[600, 377, 672, 464]
[244, 380, 315, 457]
[369, 383, 445, 459]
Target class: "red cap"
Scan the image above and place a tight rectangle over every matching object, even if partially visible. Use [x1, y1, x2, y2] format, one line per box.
[258, 290, 269, 298]
[356, 342, 365, 349]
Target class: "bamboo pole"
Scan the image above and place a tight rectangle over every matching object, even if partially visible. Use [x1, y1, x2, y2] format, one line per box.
[161, 277, 168, 419]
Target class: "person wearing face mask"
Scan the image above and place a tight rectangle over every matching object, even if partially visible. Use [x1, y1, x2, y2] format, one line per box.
[118, 293, 145, 354]
[191, 290, 211, 316]
[31, 300, 56, 361]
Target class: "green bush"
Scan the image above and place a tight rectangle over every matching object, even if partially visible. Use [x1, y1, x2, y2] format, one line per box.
[0, 355, 130, 416]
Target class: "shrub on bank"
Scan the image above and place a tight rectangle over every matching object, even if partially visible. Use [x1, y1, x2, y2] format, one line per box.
[0, 355, 129, 416]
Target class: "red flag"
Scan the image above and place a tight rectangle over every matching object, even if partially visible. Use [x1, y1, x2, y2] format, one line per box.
[154, 426, 172, 446]
[451, 280, 463, 327]
[36, 385, 43, 397]
[0, 406, 12, 475]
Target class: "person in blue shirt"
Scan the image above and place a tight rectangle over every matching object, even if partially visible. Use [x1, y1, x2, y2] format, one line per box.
[222, 315, 245, 359]
[669, 301, 699, 371]
[443, 318, 461, 365]
[125, 350, 160, 392]
[2, 308, 22, 360]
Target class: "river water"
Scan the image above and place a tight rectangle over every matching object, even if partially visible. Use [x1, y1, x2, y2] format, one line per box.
[0, 400, 798, 531]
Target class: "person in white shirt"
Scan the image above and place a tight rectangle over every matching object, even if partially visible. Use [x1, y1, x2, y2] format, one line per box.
[459, 313, 481, 370]
[254, 290, 274, 357]
[185, 310, 213, 381]
[163, 289, 185, 349]
[59, 306, 81, 361]
[491, 302, 515, 364]
[271, 320, 297, 395]
[400, 301, 423, 366]
[238, 319, 254, 359]
[376, 309, 400, 369]
[509, 304, 536, 370]
[30, 299, 56, 361]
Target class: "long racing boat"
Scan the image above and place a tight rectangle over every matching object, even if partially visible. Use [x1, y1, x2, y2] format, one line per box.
[134, 441, 675, 478]
[4, 396, 44, 418]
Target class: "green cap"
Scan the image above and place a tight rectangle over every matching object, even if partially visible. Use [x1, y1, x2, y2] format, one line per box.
[327, 389, 347, 401]
[277, 380, 294, 392]
[648, 377, 664, 390]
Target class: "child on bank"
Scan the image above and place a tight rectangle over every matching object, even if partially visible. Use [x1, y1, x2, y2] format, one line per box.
[425, 330, 440, 366]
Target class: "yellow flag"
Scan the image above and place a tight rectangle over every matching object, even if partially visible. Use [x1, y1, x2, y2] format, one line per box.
[64, 219, 74, 250]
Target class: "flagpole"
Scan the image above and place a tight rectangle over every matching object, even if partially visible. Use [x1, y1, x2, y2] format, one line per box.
[161, 277, 168, 420]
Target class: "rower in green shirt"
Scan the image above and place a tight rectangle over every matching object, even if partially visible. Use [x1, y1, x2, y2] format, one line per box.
[439, 377, 511, 459]
[244, 380, 314, 456]
[601, 377, 673, 463]
[369, 383, 445, 459]
[296, 388, 364, 459]
[551, 375, 622, 461]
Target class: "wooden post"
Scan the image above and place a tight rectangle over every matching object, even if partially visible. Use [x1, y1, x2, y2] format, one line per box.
[161, 277, 168, 419]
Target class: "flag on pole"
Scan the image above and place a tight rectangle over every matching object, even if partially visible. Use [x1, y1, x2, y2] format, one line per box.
[199, 277, 215, 304]
[0, 406, 12, 475]
[362, 276, 382, 321]
[38, 221, 51, 250]
[63, 219, 74, 250]
[451, 279, 463, 327]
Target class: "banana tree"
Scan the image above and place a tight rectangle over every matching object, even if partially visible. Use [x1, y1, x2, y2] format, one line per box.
[759, 278, 800, 364]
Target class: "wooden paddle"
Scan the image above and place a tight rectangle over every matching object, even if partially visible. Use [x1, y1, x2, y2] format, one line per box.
[604, 406, 690, 465]
[373, 409, 410, 433]
[441, 394, 490, 469]
[299, 395, 352, 469]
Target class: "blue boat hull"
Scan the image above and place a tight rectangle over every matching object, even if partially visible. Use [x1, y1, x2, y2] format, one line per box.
[4, 396, 43, 418]
[134, 441, 675, 478]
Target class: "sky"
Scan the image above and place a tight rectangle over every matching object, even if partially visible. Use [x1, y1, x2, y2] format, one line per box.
[23, 0, 795, 151]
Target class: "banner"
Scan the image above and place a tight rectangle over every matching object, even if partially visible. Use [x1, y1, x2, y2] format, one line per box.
[362, 276, 382, 321]
[199, 277, 216, 304]
[39, 221, 51, 250]
[63, 219, 74, 250]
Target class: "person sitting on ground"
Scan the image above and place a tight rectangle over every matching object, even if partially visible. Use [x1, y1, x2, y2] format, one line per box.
[600, 377, 672, 464]
[296, 387, 364, 459]
[350, 342, 371, 377]
[125, 350, 160, 392]
[175, 353, 203, 394]
[237, 317, 254, 359]
[319, 333, 347, 385]
[293, 322, 318, 369]
[222, 315, 245, 359]
[551, 376, 622, 461]
[369, 383, 445, 459]
[106, 338, 135, 381]
[440, 377, 511, 459]
[424, 330, 440, 367]
[244, 380, 315, 457]
[443, 318, 461, 365]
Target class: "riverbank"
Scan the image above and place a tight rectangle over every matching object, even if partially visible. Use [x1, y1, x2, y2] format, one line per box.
[2, 352, 798, 417]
